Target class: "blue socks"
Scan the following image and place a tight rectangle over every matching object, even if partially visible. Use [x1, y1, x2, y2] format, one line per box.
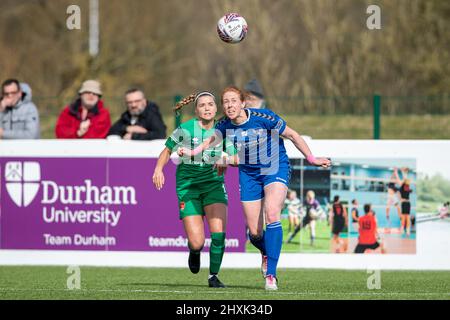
[249, 222, 283, 277]
[265, 221, 283, 277]
[249, 231, 266, 256]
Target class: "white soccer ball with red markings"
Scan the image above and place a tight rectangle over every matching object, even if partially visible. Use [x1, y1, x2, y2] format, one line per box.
[217, 13, 248, 44]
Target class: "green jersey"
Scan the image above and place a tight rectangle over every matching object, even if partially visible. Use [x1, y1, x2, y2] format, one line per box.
[165, 118, 236, 192]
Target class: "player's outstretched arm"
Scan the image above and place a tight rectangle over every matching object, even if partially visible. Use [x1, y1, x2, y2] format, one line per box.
[400, 167, 409, 183]
[390, 167, 398, 182]
[393, 167, 403, 185]
[281, 126, 331, 168]
[153, 147, 172, 190]
[177, 134, 222, 157]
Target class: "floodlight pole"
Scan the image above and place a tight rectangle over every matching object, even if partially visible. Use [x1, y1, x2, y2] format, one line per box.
[89, 0, 99, 57]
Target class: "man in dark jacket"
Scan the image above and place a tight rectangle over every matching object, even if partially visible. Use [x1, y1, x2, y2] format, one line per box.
[108, 88, 166, 140]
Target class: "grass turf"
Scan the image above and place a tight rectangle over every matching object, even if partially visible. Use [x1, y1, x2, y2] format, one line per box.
[0, 266, 448, 300]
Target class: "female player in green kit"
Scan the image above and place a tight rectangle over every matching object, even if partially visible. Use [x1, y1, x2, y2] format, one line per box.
[152, 92, 237, 288]
[179, 86, 331, 290]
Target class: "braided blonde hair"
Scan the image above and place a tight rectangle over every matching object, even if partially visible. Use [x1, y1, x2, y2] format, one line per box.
[173, 93, 196, 114]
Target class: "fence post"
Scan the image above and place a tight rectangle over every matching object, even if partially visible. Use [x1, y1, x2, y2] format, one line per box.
[373, 94, 381, 139]
[174, 94, 182, 128]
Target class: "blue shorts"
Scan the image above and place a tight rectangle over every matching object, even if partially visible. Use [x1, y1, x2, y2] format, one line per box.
[239, 164, 291, 202]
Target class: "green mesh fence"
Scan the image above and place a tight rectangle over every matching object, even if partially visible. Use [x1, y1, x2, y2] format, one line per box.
[32, 94, 450, 139]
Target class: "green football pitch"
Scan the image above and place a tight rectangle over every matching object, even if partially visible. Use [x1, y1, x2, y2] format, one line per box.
[0, 266, 448, 300]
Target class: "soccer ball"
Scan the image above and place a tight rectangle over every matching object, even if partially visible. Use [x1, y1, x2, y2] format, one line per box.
[217, 13, 248, 44]
[309, 208, 325, 220]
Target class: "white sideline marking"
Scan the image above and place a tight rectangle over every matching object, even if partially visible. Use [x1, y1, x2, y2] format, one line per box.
[0, 287, 448, 297]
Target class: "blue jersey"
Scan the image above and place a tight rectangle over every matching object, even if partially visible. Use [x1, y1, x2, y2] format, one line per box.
[215, 108, 289, 172]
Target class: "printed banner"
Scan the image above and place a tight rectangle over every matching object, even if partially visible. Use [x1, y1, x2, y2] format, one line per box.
[0, 158, 247, 252]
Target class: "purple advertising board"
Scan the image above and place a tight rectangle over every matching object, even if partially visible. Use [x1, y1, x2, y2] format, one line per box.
[0, 158, 247, 252]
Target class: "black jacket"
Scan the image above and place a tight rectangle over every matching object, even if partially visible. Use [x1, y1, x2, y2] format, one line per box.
[108, 101, 166, 140]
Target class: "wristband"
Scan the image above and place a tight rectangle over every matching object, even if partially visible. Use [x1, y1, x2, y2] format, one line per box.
[306, 154, 316, 164]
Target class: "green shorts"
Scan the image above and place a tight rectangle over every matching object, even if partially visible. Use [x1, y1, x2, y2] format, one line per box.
[177, 182, 228, 219]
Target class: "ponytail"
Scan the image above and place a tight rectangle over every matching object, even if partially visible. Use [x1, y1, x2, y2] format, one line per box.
[173, 91, 216, 115]
[173, 93, 196, 114]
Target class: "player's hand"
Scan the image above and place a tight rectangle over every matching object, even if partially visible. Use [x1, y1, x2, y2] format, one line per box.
[152, 170, 165, 190]
[214, 154, 229, 176]
[312, 157, 331, 168]
[177, 147, 188, 157]
[216, 165, 228, 176]
[227, 154, 239, 167]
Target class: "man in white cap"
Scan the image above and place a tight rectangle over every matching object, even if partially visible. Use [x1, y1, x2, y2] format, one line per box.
[55, 80, 111, 139]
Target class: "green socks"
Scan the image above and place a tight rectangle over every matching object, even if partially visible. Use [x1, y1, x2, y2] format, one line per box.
[209, 232, 226, 275]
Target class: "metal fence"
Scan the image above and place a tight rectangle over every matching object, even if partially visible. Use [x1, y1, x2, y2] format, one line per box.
[32, 94, 450, 139]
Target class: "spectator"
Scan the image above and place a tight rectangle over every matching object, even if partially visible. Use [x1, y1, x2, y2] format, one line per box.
[351, 199, 360, 233]
[439, 202, 449, 219]
[354, 204, 386, 254]
[244, 78, 268, 109]
[284, 189, 302, 233]
[108, 88, 166, 140]
[0, 79, 40, 139]
[55, 80, 111, 139]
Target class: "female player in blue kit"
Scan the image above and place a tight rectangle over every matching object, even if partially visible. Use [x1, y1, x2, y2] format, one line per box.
[179, 86, 331, 290]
